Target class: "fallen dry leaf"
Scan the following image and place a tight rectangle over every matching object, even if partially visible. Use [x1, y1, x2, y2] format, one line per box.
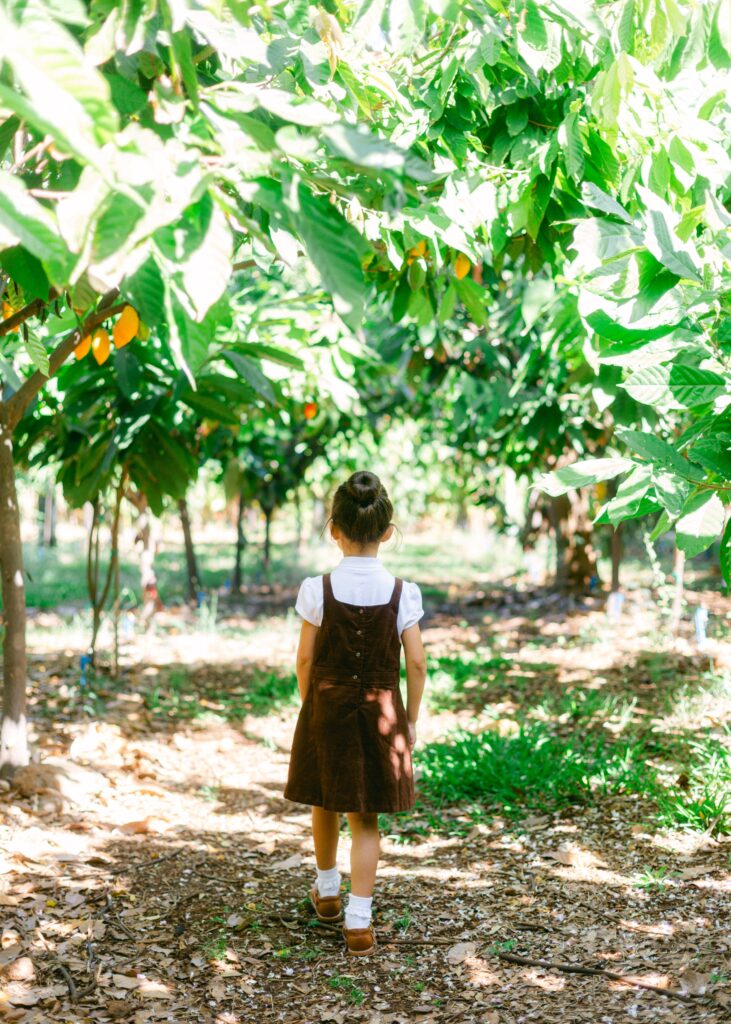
[270, 853, 301, 871]
[4, 957, 34, 982]
[446, 941, 477, 964]
[678, 968, 709, 996]
[117, 816, 171, 835]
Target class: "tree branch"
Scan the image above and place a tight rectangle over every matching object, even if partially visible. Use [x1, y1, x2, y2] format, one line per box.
[5, 289, 123, 428]
[0, 290, 60, 339]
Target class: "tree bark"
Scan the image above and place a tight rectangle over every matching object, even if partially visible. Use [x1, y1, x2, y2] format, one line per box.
[611, 524, 622, 592]
[0, 415, 28, 776]
[263, 508, 273, 570]
[178, 496, 200, 604]
[294, 488, 303, 552]
[233, 491, 246, 591]
[86, 483, 124, 663]
[670, 543, 685, 635]
[548, 489, 599, 591]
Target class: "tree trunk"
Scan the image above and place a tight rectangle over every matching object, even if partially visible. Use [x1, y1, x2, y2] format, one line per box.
[548, 490, 599, 591]
[178, 496, 200, 604]
[294, 488, 303, 552]
[86, 484, 124, 664]
[129, 493, 160, 628]
[611, 524, 622, 592]
[670, 543, 685, 634]
[37, 484, 56, 548]
[233, 491, 246, 591]
[263, 508, 273, 570]
[0, 416, 28, 776]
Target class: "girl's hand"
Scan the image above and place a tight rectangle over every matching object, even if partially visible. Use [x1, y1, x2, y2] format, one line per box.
[408, 722, 417, 749]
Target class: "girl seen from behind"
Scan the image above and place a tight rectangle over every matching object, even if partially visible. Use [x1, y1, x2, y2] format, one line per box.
[284, 471, 427, 956]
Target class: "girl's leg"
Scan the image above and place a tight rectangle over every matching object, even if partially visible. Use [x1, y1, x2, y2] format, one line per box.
[312, 806, 340, 869]
[346, 812, 380, 897]
[312, 807, 341, 898]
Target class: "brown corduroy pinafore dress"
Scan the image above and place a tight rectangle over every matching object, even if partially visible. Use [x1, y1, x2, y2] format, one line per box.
[284, 573, 415, 814]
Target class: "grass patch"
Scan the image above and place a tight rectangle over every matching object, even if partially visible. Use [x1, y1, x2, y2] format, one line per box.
[416, 723, 653, 816]
[144, 667, 298, 722]
[426, 650, 514, 713]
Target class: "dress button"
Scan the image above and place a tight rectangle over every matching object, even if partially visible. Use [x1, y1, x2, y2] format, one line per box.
[357, 630, 362, 636]
[352, 674, 358, 680]
[360, 608, 364, 614]
[356, 651, 361, 657]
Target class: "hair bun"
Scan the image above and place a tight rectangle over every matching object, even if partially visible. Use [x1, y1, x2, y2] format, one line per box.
[346, 471, 380, 507]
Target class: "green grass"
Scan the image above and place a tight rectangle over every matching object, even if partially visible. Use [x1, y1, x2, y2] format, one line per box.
[144, 667, 299, 721]
[416, 723, 652, 816]
[328, 976, 366, 1006]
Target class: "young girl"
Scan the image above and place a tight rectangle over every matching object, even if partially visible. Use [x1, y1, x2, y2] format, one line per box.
[284, 471, 427, 956]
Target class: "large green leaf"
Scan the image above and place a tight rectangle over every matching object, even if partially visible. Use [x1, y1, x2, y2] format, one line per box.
[535, 457, 635, 497]
[220, 351, 275, 403]
[636, 186, 702, 283]
[322, 124, 436, 182]
[0, 173, 74, 283]
[621, 364, 727, 409]
[675, 491, 726, 557]
[690, 436, 731, 480]
[617, 429, 706, 481]
[290, 184, 366, 327]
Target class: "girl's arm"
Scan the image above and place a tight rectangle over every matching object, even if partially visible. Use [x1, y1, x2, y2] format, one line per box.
[295, 620, 319, 700]
[402, 624, 427, 745]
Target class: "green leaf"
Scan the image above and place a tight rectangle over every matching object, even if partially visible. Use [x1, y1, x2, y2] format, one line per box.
[455, 277, 488, 327]
[621, 364, 727, 409]
[178, 197, 233, 320]
[535, 457, 635, 497]
[675, 491, 726, 557]
[123, 256, 166, 326]
[290, 184, 366, 328]
[171, 29, 199, 107]
[709, 0, 731, 68]
[232, 342, 304, 369]
[0, 247, 50, 302]
[0, 5, 117, 164]
[690, 436, 731, 480]
[617, 429, 706, 481]
[600, 465, 653, 525]
[0, 116, 20, 159]
[220, 351, 275, 403]
[581, 183, 632, 224]
[25, 333, 50, 376]
[322, 124, 436, 182]
[523, 0, 548, 48]
[561, 112, 585, 182]
[0, 174, 74, 284]
[388, 0, 427, 53]
[636, 186, 702, 282]
[652, 471, 690, 517]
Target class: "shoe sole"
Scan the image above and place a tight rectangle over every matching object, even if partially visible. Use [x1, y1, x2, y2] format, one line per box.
[345, 940, 376, 957]
[310, 892, 343, 923]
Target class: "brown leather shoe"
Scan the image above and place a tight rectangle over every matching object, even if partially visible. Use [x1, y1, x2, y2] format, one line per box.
[342, 923, 376, 956]
[310, 885, 342, 922]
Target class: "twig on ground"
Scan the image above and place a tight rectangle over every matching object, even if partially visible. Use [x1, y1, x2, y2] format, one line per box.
[51, 962, 78, 1002]
[495, 951, 695, 1004]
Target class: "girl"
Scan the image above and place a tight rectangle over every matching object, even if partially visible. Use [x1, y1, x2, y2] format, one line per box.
[284, 471, 427, 956]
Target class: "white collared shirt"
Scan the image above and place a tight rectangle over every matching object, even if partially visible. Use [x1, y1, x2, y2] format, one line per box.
[295, 556, 424, 637]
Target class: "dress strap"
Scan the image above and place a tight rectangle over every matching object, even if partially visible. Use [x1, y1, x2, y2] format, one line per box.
[389, 577, 403, 611]
[322, 573, 333, 603]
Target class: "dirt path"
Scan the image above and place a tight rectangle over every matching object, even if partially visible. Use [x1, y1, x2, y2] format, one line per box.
[2, 594, 730, 1022]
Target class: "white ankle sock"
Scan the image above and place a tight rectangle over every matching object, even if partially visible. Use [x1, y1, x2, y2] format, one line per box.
[345, 893, 372, 930]
[316, 866, 341, 897]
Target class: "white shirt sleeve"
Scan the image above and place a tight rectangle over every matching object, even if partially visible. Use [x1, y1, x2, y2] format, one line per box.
[397, 580, 424, 636]
[294, 576, 324, 626]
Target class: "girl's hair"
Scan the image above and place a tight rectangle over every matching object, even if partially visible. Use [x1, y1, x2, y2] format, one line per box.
[329, 471, 393, 545]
